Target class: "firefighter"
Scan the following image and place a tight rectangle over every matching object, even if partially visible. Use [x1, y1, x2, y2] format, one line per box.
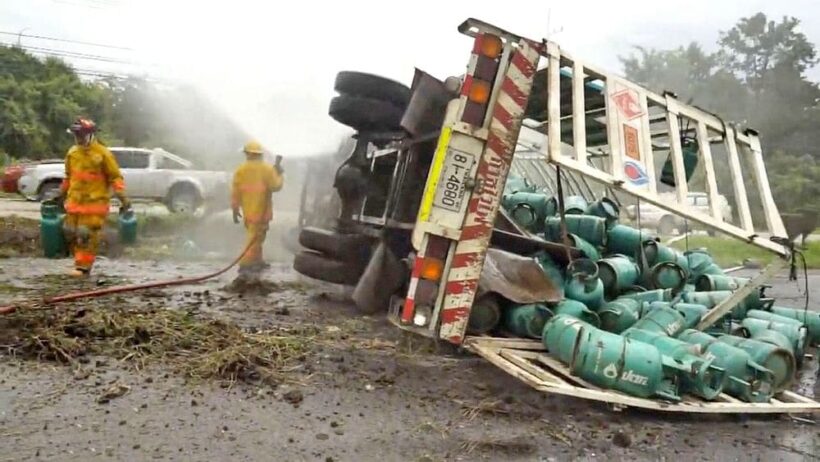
[60, 117, 130, 277]
[231, 140, 284, 280]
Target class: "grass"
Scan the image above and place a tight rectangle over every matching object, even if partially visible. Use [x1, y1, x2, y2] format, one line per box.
[0, 283, 33, 295]
[670, 236, 820, 268]
[0, 306, 316, 386]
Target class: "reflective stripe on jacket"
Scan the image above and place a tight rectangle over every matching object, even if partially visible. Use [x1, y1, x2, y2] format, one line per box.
[62, 140, 125, 215]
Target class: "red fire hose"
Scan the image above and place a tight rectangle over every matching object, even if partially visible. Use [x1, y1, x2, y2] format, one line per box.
[0, 239, 256, 316]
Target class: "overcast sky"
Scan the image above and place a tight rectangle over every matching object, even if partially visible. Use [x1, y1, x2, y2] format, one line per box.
[2, 0, 818, 157]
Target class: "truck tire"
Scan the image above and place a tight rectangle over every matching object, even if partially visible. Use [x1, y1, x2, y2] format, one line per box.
[37, 180, 62, 202]
[334, 71, 411, 108]
[167, 183, 201, 214]
[293, 250, 363, 285]
[298, 227, 371, 262]
[328, 95, 404, 132]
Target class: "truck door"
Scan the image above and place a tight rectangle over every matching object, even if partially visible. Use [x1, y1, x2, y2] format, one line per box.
[113, 149, 151, 198]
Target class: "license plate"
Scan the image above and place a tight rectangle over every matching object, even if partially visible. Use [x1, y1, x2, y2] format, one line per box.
[433, 149, 475, 212]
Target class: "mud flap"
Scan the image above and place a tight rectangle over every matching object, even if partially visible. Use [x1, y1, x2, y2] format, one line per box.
[478, 248, 563, 304]
[352, 241, 405, 314]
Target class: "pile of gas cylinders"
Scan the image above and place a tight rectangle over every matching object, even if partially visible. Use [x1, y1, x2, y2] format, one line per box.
[494, 177, 819, 403]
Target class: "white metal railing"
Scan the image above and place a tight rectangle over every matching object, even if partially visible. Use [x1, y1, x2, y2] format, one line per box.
[527, 40, 789, 256]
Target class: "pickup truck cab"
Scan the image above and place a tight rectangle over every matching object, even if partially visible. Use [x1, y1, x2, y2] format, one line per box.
[18, 147, 230, 213]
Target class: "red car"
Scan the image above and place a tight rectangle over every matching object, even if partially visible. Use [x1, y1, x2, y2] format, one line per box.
[1, 164, 25, 193]
[2, 159, 62, 195]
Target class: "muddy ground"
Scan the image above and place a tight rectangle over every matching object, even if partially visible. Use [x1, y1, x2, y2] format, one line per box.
[1, 218, 819, 461]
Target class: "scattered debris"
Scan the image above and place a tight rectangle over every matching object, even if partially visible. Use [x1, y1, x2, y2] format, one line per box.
[0, 305, 315, 386]
[458, 434, 535, 455]
[97, 382, 130, 404]
[612, 430, 632, 448]
[283, 389, 304, 407]
[456, 398, 510, 421]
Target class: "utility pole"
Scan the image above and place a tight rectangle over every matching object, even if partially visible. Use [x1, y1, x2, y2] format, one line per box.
[545, 9, 563, 41]
[17, 27, 30, 46]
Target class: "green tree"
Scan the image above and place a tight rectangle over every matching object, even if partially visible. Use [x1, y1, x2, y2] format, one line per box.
[719, 13, 818, 92]
[621, 13, 820, 216]
[0, 45, 108, 159]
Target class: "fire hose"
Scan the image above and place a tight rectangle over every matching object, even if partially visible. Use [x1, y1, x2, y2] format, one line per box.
[0, 238, 256, 316]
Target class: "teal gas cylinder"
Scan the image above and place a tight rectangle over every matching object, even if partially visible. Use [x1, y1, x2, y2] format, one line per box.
[597, 255, 640, 297]
[647, 262, 687, 292]
[544, 215, 608, 247]
[564, 234, 600, 261]
[746, 309, 806, 328]
[606, 224, 655, 257]
[585, 197, 620, 226]
[503, 304, 554, 339]
[677, 329, 775, 402]
[769, 306, 820, 346]
[680, 290, 762, 319]
[542, 315, 683, 401]
[504, 176, 537, 194]
[717, 335, 795, 392]
[672, 303, 709, 329]
[642, 240, 691, 276]
[552, 299, 601, 327]
[623, 328, 726, 400]
[619, 288, 673, 304]
[118, 209, 137, 245]
[598, 298, 643, 334]
[563, 195, 589, 215]
[660, 137, 699, 187]
[695, 274, 749, 292]
[502, 191, 553, 232]
[40, 202, 68, 258]
[683, 249, 724, 282]
[466, 295, 502, 335]
[631, 303, 688, 336]
[741, 318, 807, 361]
[679, 284, 697, 295]
[564, 259, 605, 310]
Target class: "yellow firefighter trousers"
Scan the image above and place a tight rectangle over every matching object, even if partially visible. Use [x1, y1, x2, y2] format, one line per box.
[63, 213, 106, 271]
[239, 222, 268, 270]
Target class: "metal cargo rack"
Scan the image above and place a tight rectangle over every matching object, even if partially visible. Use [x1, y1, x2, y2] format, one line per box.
[466, 337, 820, 414]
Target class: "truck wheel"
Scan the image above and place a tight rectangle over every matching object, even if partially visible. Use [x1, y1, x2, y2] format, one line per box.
[334, 71, 411, 108]
[37, 180, 62, 202]
[657, 215, 676, 236]
[298, 227, 371, 262]
[328, 95, 404, 132]
[167, 184, 200, 214]
[293, 250, 363, 285]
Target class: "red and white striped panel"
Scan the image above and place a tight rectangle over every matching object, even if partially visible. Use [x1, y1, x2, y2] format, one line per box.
[439, 40, 542, 344]
[401, 238, 427, 323]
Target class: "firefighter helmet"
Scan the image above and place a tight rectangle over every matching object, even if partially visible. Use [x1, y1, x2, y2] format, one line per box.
[243, 140, 264, 155]
[68, 117, 97, 135]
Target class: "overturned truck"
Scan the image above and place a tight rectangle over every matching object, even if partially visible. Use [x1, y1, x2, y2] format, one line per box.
[294, 18, 820, 414]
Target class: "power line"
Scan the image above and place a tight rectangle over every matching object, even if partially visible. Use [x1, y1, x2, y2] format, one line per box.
[6, 43, 135, 65]
[0, 30, 132, 51]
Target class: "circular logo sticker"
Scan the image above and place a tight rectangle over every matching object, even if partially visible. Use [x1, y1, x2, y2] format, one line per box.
[623, 160, 649, 186]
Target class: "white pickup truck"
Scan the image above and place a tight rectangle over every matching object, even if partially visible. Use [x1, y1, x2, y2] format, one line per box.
[18, 147, 231, 213]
